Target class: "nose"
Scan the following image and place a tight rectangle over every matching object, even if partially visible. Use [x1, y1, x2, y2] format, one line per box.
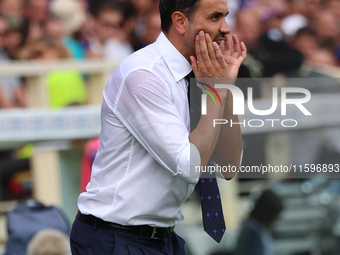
[221, 18, 231, 34]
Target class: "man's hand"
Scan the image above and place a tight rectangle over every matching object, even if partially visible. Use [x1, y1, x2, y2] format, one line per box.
[222, 34, 247, 80]
[188, 31, 245, 172]
[190, 31, 229, 80]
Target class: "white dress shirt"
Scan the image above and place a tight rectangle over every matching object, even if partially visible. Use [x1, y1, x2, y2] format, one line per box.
[78, 32, 201, 227]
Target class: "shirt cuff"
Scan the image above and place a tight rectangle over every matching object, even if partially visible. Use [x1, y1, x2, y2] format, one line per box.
[176, 143, 200, 184]
[215, 149, 244, 179]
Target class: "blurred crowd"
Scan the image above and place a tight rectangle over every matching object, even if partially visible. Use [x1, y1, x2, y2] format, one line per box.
[231, 0, 340, 78]
[0, 0, 161, 109]
[0, 0, 340, 108]
[0, 0, 161, 61]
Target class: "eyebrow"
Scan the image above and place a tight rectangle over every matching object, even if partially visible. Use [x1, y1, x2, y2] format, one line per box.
[208, 11, 229, 18]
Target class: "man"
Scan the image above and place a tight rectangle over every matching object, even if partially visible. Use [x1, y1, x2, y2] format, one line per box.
[134, 7, 162, 50]
[234, 190, 284, 255]
[27, 229, 71, 255]
[0, 16, 25, 109]
[49, 0, 87, 60]
[70, 0, 246, 254]
[90, 1, 134, 62]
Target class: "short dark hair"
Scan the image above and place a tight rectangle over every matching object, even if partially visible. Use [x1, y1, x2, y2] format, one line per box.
[159, 0, 201, 32]
[295, 27, 317, 38]
[117, 0, 138, 20]
[250, 189, 284, 226]
[93, 1, 125, 19]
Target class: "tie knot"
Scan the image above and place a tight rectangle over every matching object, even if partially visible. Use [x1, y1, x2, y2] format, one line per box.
[185, 71, 195, 83]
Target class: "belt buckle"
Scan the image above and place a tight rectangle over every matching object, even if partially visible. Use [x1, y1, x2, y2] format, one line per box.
[151, 227, 161, 240]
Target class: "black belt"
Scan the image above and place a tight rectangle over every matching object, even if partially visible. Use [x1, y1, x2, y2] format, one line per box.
[76, 212, 175, 240]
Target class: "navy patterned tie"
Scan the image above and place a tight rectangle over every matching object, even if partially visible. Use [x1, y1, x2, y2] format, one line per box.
[185, 72, 226, 243]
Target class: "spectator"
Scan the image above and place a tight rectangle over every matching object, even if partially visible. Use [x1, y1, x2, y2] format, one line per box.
[5, 200, 70, 255]
[20, 0, 47, 47]
[26, 229, 71, 255]
[281, 14, 308, 38]
[0, 0, 24, 28]
[253, 30, 304, 77]
[76, 13, 98, 58]
[325, 0, 340, 25]
[44, 18, 64, 45]
[23, 0, 48, 24]
[0, 0, 337, 71]
[0, 16, 26, 108]
[23, 20, 44, 47]
[29, 38, 71, 60]
[288, 0, 308, 16]
[114, 1, 137, 57]
[290, 27, 318, 60]
[234, 190, 284, 255]
[131, 0, 154, 16]
[313, 11, 338, 49]
[35, 38, 86, 107]
[17, 38, 87, 108]
[77, 0, 90, 12]
[90, 1, 133, 62]
[134, 7, 161, 50]
[3, 25, 25, 59]
[235, 9, 263, 54]
[50, 0, 87, 60]
[305, 0, 322, 21]
[0, 0, 23, 17]
[307, 48, 338, 67]
[261, 7, 288, 33]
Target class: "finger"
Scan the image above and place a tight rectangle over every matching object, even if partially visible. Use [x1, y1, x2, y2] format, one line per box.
[213, 41, 227, 67]
[195, 35, 204, 67]
[206, 33, 217, 63]
[232, 34, 241, 58]
[220, 40, 226, 55]
[239, 41, 247, 63]
[224, 34, 231, 56]
[190, 56, 198, 75]
[199, 31, 211, 65]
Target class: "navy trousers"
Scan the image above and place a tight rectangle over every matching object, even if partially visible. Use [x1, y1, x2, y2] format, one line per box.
[70, 218, 186, 255]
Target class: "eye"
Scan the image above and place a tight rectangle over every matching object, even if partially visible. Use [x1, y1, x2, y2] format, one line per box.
[211, 15, 220, 21]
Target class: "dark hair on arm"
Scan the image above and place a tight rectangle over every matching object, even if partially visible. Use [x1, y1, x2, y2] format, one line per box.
[159, 0, 201, 32]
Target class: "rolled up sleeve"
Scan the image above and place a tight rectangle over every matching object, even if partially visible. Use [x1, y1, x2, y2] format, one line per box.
[107, 69, 199, 184]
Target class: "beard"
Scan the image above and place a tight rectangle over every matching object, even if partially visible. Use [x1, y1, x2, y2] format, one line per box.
[185, 21, 227, 59]
[185, 22, 199, 58]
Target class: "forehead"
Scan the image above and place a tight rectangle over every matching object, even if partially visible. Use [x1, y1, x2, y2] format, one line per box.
[196, 0, 229, 15]
[2, 0, 22, 5]
[98, 9, 123, 19]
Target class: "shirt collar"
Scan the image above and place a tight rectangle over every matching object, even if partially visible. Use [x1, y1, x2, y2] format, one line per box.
[155, 32, 192, 82]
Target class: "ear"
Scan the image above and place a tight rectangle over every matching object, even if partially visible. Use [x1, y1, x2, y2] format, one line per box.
[171, 11, 188, 35]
